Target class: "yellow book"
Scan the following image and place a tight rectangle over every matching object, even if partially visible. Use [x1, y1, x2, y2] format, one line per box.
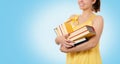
[54, 22, 73, 36]
[64, 22, 73, 34]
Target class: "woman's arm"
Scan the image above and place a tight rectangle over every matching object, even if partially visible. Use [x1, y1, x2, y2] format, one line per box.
[55, 15, 77, 46]
[60, 15, 104, 53]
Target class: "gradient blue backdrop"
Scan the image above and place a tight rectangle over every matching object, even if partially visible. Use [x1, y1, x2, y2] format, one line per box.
[1, 0, 120, 64]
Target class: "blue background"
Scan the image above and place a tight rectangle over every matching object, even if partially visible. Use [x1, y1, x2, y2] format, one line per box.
[1, 0, 120, 64]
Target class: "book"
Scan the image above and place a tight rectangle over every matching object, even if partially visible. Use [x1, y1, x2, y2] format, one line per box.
[54, 22, 73, 36]
[73, 37, 88, 47]
[68, 25, 96, 41]
[54, 22, 96, 46]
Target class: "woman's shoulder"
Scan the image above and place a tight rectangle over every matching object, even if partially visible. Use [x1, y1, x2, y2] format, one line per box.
[93, 15, 104, 24]
[95, 15, 104, 21]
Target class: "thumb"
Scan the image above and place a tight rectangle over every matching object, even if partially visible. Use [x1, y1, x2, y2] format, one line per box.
[64, 33, 70, 39]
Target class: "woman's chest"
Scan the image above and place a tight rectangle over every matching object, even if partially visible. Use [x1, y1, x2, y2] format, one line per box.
[69, 20, 92, 31]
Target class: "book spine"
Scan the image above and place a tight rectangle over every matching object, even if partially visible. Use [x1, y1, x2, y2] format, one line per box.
[59, 25, 63, 36]
[69, 27, 87, 38]
[69, 31, 90, 41]
[54, 28, 59, 36]
[56, 26, 62, 36]
[73, 37, 88, 46]
[59, 24, 64, 36]
[62, 23, 68, 35]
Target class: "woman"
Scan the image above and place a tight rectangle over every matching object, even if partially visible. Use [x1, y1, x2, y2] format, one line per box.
[55, 0, 103, 64]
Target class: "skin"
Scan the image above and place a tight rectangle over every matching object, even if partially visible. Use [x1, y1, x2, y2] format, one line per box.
[55, 0, 104, 53]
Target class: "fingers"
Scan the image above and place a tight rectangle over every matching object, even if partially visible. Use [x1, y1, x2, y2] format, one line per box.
[62, 42, 74, 48]
[60, 45, 69, 53]
[66, 40, 74, 46]
[66, 39, 74, 43]
[64, 33, 70, 39]
[65, 42, 74, 46]
[63, 43, 72, 48]
[57, 35, 74, 48]
[60, 46, 66, 53]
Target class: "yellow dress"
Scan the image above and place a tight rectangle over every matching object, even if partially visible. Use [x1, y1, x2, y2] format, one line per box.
[66, 14, 102, 64]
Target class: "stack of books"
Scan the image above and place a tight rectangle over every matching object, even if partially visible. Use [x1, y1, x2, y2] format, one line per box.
[54, 21, 96, 47]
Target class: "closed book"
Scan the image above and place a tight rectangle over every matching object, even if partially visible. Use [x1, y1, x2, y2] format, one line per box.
[69, 25, 92, 38]
[54, 26, 62, 36]
[64, 22, 73, 34]
[68, 25, 95, 41]
[73, 37, 88, 47]
[54, 22, 73, 36]
[61, 24, 68, 35]
[54, 28, 59, 36]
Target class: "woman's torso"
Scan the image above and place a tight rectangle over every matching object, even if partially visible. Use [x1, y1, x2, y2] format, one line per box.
[66, 14, 102, 64]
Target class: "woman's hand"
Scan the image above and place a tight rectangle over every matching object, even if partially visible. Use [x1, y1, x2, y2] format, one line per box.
[60, 42, 74, 53]
[60, 39, 75, 53]
[60, 45, 70, 53]
[55, 34, 74, 48]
